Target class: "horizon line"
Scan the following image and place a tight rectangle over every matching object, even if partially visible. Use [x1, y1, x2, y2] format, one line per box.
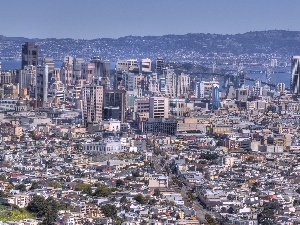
[0, 29, 297, 41]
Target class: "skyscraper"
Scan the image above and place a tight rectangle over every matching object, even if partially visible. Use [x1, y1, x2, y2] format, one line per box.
[156, 57, 165, 75]
[103, 90, 126, 122]
[91, 57, 110, 88]
[140, 58, 152, 73]
[36, 65, 48, 107]
[21, 42, 38, 69]
[195, 81, 204, 98]
[82, 83, 104, 126]
[164, 69, 177, 98]
[177, 73, 190, 97]
[291, 56, 300, 95]
[212, 84, 220, 110]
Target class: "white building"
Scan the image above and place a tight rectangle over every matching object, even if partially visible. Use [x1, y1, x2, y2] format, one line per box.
[149, 96, 169, 119]
[83, 138, 125, 155]
[164, 69, 177, 97]
[140, 58, 151, 73]
[177, 73, 190, 97]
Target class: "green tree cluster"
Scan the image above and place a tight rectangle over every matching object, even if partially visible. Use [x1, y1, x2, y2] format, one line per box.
[116, 179, 125, 187]
[133, 194, 150, 204]
[15, 184, 27, 192]
[101, 204, 117, 218]
[26, 196, 62, 225]
[205, 213, 217, 225]
[74, 183, 92, 195]
[94, 184, 112, 197]
[0, 208, 33, 222]
[47, 180, 62, 189]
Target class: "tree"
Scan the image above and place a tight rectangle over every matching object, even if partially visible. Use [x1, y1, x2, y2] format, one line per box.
[120, 196, 127, 203]
[30, 181, 39, 190]
[153, 188, 160, 197]
[168, 200, 175, 206]
[41, 197, 60, 225]
[101, 204, 117, 219]
[26, 195, 46, 217]
[47, 180, 62, 189]
[140, 220, 147, 225]
[258, 208, 276, 225]
[116, 179, 125, 187]
[133, 194, 150, 205]
[5, 183, 14, 192]
[94, 184, 111, 197]
[205, 214, 217, 225]
[15, 184, 27, 192]
[0, 174, 7, 182]
[27, 196, 61, 225]
[0, 190, 7, 197]
[74, 183, 92, 195]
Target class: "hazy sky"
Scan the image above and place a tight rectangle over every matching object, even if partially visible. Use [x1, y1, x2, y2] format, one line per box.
[1, 0, 299, 39]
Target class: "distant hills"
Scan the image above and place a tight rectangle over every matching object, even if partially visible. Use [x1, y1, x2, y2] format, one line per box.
[1, 30, 300, 62]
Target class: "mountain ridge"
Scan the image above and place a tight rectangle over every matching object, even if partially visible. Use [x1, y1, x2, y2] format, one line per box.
[0, 30, 300, 62]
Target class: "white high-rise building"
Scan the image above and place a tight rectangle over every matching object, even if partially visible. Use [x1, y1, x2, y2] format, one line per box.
[149, 96, 169, 119]
[82, 83, 103, 126]
[276, 83, 286, 93]
[177, 73, 190, 97]
[291, 56, 300, 95]
[164, 69, 177, 98]
[195, 81, 205, 98]
[141, 58, 152, 73]
[19, 65, 36, 90]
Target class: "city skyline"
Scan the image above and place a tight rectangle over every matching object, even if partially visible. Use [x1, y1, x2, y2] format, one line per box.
[1, 0, 299, 39]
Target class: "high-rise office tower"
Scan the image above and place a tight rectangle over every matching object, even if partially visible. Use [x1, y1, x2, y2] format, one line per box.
[103, 90, 126, 122]
[140, 58, 152, 73]
[73, 58, 84, 84]
[195, 81, 205, 98]
[60, 56, 73, 86]
[91, 57, 111, 88]
[0, 71, 12, 84]
[164, 69, 177, 98]
[177, 73, 190, 97]
[276, 83, 285, 93]
[18, 65, 36, 90]
[156, 57, 165, 75]
[42, 58, 54, 87]
[149, 96, 169, 119]
[212, 84, 220, 110]
[82, 83, 103, 126]
[36, 65, 48, 107]
[81, 62, 95, 84]
[21, 42, 38, 69]
[291, 56, 300, 95]
[236, 87, 248, 101]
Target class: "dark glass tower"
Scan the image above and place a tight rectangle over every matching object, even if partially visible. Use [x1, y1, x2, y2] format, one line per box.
[21, 42, 38, 69]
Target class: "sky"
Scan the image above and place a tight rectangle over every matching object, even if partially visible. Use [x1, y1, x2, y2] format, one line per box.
[0, 0, 299, 39]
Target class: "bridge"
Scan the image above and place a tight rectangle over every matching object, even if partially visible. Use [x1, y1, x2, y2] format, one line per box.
[245, 77, 276, 87]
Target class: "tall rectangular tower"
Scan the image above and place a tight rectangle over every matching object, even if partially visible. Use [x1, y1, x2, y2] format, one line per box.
[82, 83, 104, 126]
[291, 56, 300, 95]
[36, 65, 48, 107]
[103, 90, 126, 122]
[21, 42, 38, 69]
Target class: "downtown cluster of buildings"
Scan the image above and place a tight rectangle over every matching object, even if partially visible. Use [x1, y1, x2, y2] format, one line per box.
[1, 42, 300, 224]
